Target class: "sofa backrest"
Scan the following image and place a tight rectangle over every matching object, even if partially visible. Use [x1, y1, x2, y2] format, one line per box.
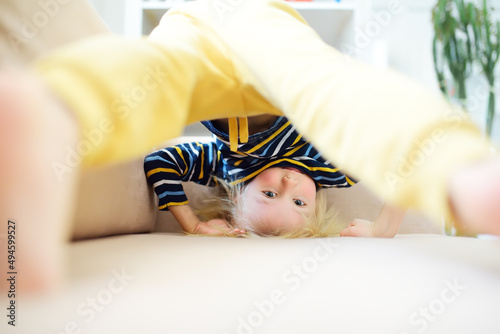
[0, 0, 109, 66]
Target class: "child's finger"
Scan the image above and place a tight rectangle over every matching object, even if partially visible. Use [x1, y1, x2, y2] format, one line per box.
[339, 227, 354, 237]
[341, 225, 364, 237]
[229, 228, 246, 236]
[346, 221, 357, 228]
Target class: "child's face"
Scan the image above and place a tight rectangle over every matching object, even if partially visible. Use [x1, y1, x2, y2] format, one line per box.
[238, 167, 317, 235]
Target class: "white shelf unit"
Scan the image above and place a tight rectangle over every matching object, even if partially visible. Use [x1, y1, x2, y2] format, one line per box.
[124, 0, 368, 50]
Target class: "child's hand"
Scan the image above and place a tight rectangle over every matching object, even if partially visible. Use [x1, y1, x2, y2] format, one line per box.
[193, 219, 246, 236]
[169, 205, 246, 237]
[340, 219, 377, 238]
[341, 203, 404, 238]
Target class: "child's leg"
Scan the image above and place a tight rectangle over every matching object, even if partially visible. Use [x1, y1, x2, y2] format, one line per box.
[0, 71, 79, 293]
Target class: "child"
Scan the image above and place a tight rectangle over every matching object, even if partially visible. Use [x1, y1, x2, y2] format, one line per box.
[1, 0, 499, 293]
[144, 115, 403, 237]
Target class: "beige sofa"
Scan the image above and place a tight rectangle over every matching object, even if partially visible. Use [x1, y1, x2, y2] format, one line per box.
[2, 2, 500, 334]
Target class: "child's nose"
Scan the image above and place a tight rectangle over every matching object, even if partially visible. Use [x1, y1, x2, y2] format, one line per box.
[282, 174, 298, 185]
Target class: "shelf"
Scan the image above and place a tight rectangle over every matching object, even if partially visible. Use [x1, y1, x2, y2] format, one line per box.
[141, 1, 355, 11]
[288, 2, 355, 11]
[141, 1, 190, 10]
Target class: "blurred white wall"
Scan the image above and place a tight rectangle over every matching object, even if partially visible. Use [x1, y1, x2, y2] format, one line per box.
[87, 0, 125, 34]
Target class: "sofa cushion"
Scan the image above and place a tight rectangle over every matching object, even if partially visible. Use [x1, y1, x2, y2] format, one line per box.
[18, 233, 500, 334]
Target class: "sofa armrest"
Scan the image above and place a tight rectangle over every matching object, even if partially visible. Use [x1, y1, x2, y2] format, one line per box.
[0, 0, 109, 65]
[72, 158, 157, 240]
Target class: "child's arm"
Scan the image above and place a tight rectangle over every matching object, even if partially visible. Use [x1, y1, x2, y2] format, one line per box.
[340, 203, 406, 238]
[145, 142, 244, 236]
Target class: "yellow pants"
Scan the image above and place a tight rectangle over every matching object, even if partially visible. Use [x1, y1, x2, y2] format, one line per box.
[35, 0, 491, 224]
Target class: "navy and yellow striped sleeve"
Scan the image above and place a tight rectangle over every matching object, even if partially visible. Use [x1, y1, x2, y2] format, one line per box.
[144, 142, 219, 210]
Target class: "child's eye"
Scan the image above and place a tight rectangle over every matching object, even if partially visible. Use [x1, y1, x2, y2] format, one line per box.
[263, 191, 277, 198]
[294, 199, 306, 206]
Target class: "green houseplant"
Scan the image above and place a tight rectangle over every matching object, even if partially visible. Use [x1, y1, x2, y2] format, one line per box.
[471, 0, 500, 137]
[432, 0, 500, 236]
[432, 0, 475, 108]
[432, 0, 500, 137]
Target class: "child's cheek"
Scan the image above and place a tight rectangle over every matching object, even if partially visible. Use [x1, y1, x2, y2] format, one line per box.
[256, 169, 280, 185]
[302, 177, 317, 195]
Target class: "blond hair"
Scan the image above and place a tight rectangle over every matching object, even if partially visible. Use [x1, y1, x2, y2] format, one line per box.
[194, 181, 343, 238]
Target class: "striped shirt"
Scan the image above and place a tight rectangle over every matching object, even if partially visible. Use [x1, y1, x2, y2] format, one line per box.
[144, 117, 355, 210]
